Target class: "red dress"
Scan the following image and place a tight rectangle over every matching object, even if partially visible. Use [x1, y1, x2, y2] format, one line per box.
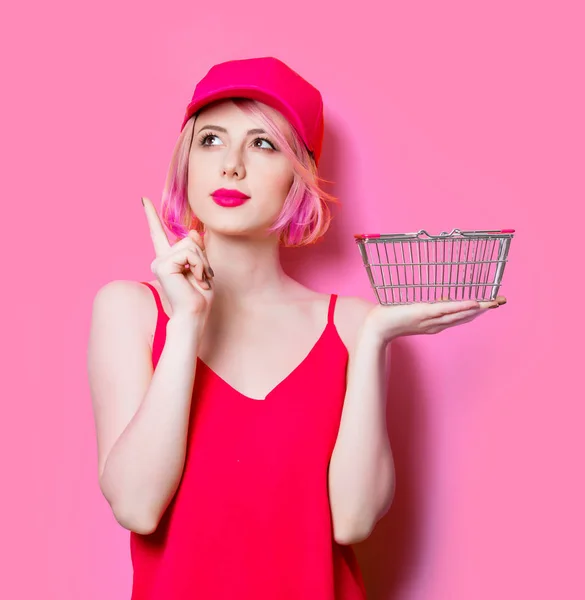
[130, 281, 367, 599]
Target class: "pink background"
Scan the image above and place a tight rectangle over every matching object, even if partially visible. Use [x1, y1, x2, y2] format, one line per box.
[2, 0, 582, 598]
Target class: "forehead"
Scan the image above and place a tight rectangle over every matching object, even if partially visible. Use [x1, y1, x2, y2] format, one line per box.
[195, 99, 293, 141]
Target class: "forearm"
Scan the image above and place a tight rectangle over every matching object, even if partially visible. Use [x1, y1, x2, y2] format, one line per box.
[100, 315, 203, 534]
[328, 315, 395, 544]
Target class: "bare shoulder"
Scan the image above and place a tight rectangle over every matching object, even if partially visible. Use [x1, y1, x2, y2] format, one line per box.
[90, 279, 160, 344]
[333, 295, 377, 353]
[92, 279, 151, 314]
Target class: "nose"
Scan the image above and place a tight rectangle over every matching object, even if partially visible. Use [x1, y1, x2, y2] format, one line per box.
[221, 147, 245, 179]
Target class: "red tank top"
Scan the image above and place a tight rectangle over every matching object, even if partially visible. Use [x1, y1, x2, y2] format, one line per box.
[130, 282, 367, 599]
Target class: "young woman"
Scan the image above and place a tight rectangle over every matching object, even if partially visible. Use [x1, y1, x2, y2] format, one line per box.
[87, 57, 505, 599]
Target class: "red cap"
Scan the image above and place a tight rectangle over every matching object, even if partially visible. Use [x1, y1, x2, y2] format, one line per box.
[180, 57, 325, 165]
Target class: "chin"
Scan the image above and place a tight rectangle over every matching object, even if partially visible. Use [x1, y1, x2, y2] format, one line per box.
[202, 218, 277, 240]
[197, 206, 282, 239]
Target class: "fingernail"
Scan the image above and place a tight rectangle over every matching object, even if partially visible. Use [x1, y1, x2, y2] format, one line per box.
[209, 267, 215, 277]
[489, 303, 499, 309]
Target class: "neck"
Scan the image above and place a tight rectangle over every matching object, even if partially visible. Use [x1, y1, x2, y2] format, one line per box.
[204, 231, 288, 303]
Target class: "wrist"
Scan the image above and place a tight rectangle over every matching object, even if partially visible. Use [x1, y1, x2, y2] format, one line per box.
[364, 304, 405, 345]
[166, 313, 206, 339]
[361, 307, 394, 348]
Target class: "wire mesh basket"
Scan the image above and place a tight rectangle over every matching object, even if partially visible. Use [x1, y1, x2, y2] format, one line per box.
[355, 228, 515, 305]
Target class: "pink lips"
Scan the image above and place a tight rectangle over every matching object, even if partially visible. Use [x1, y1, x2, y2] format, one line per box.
[211, 188, 251, 207]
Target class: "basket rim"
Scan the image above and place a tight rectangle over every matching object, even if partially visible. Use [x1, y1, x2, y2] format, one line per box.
[354, 228, 516, 241]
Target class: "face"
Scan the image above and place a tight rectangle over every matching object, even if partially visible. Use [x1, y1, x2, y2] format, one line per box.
[187, 99, 295, 239]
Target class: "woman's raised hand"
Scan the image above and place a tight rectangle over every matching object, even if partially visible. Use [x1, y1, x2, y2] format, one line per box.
[368, 296, 507, 342]
[142, 196, 214, 320]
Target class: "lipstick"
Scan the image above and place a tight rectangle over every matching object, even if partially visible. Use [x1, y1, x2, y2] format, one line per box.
[211, 188, 251, 208]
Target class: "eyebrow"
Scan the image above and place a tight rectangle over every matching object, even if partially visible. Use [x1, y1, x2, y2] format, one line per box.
[196, 125, 267, 136]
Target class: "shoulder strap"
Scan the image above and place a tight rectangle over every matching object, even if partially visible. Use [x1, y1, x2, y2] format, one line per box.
[139, 281, 168, 368]
[140, 281, 165, 318]
[327, 293, 338, 325]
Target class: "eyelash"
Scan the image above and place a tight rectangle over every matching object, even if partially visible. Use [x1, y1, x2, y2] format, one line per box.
[197, 133, 277, 151]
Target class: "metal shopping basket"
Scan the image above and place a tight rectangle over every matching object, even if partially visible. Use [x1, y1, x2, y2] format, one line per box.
[355, 228, 515, 305]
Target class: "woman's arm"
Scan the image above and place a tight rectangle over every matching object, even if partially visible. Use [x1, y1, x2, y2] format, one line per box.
[87, 280, 203, 534]
[328, 299, 395, 545]
[328, 295, 502, 545]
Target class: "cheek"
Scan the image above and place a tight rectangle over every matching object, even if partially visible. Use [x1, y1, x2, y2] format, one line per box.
[186, 159, 212, 203]
[265, 166, 294, 201]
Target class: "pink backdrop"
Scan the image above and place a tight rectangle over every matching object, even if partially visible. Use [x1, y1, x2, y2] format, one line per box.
[3, 0, 583, 598]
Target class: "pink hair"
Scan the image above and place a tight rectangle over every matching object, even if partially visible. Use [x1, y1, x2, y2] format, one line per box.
[160, 98, 336, 247]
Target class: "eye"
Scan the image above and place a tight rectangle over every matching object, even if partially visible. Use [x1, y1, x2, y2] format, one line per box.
[198, 133, 221, 146]
[252, 136, 277, 150]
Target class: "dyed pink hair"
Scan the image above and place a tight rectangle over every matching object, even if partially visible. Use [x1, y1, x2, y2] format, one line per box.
[160, 98, 336, 247]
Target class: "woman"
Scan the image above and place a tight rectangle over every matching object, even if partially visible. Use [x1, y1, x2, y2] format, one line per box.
[87, 56, 505, 599]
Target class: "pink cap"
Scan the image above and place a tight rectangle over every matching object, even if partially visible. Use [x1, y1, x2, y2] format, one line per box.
[180, 57, 325, 165]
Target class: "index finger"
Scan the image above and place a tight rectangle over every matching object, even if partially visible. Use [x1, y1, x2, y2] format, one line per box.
[142, 196, 171, 256]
